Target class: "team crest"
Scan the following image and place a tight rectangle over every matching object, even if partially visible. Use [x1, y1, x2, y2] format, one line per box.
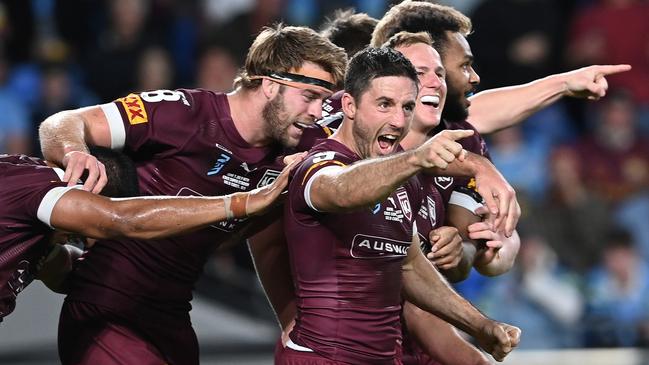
[257, 169, 281, 188]
[396, 190, 412, 221]
[434, 176, 454, 190]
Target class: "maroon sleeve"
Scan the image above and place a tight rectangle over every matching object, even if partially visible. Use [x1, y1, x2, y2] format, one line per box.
[288, 149, 353, 220]
[110, 89, 200, 156]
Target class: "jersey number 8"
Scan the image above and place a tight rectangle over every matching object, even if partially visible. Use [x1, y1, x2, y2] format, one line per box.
[140, 90, 185, 103]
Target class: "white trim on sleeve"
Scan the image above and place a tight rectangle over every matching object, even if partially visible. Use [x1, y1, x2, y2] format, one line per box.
[37, 186, 82, 228]
[52, 167, 65, 181]
[304, 165, 343, 212]
[448, 190, 484, 214]
[100, 103, 126, 150]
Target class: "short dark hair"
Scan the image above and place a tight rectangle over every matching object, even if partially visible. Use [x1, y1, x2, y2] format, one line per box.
[320, 9, 378, 58]
[86, 146, 139, 198]
[372, 1, 471, 58]
[344, 47, 419, 102]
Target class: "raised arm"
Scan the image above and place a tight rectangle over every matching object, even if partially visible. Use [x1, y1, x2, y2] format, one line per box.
[310, 129, 473, 212]
[468, 64, 632, 134]
[39, 106, 113, 192]
[401, 226, 521, 362]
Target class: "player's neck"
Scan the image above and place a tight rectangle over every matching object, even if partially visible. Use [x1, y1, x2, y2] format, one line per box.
[227, 89, 271, 147]
[332, 117, 364, 158]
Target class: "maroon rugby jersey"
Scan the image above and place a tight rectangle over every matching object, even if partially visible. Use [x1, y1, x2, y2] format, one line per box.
[284, 138, 429, 365]
[67, 89, 287, 322]
[0, 155, 75, 320]
[430, 119, 491, 210]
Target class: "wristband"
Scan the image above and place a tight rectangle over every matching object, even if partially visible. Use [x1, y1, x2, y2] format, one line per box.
[224, 193, 250, 219]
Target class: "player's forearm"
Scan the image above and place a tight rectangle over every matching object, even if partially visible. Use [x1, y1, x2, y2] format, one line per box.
[402, 246, 491, 337]
[468, 74, 567, 134]
[53, 192, 251, 240]
[312, 151, 421, 212]
[403, 302, 491, 365]
[39, 111, 89, 164]
[474, 230, 520, 277]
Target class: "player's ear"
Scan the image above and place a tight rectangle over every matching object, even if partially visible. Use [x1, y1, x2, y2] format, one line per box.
[341, 92, 356, 120]
[261, 78, 280, 100]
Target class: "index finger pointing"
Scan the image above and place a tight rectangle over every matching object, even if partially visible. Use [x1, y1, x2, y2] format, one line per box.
[597, 64, 632, 76]
[446, 129, 475, 141]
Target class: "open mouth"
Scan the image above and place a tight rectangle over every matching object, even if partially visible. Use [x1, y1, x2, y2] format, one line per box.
[377, 134, 398, 151]
[421, 95, 441, 109]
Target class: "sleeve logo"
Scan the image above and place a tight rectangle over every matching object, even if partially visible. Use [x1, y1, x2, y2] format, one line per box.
[118, 94, 148, 125]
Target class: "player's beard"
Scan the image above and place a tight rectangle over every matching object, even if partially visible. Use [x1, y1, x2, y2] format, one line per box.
[441, 86, 469, 123]
[262, 92, 295, 148]
[351, 116, 374, 158]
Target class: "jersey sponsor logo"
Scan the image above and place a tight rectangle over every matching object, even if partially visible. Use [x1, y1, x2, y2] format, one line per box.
[350, 234, 409, 258]
[207, 153, 231, 176]
[434, 176, 454, 190]
[118, 94, 148, 125]
[396, 189, 412, 221]
[257, 169, 281, 188]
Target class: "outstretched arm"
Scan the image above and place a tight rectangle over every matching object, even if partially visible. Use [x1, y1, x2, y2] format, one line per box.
[310, 129, 472, 212]
[39, 106, 113, 193]
[468, 64, 631, 134]
[49, 157, 299, 240]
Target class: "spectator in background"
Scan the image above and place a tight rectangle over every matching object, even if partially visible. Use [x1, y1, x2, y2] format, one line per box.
[533, 146, 611, 273]
[479, 232, 583, 349]
[573, 90, 649, 260]
[566, 0, 649, 112]
[195, 46, 238, 92]
[469, 0, 567, 90]
[488, 125, 550, 202]
[137, 46, 175, 92]
[0, 53, 30, 154]
[584, 228, 649, 347]
[211, 0, 285, 65]
[83, 0, 158, 100]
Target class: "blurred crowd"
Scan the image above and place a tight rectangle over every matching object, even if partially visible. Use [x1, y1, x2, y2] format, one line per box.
[1, 0, 648, 351]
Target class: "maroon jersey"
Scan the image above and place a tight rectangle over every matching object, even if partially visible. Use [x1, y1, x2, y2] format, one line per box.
[0, 154, 76, 320]
[430, 119, 490, 213]
[284, 139, 428, 365]
[67, 89, 286, 323]
[414, 173, 447, 254]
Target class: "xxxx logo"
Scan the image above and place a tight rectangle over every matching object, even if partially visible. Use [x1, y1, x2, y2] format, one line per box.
[118, 94, 148, 125]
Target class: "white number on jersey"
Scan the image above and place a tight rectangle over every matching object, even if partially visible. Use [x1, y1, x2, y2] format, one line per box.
[140, 89, 188, 105]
